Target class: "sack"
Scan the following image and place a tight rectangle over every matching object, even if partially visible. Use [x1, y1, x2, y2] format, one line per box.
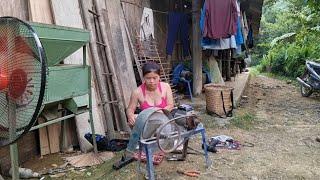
[84, 133, 128, 152]
[204, 84, 234, 118]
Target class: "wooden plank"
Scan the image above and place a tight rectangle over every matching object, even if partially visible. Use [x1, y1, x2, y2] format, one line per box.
[50, 0, 106, 152]
[208, 56, 224, 84]
[37, 117, 50, 156]
[103, 0, 137, 107]
[47, 122, 61, 153]
[96, 5, 130, 132]
[0, 0, 28, 20]
[28, 0, 53, 23]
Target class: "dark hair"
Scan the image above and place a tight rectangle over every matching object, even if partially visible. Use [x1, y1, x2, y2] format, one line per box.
[142, 62, 160, 76]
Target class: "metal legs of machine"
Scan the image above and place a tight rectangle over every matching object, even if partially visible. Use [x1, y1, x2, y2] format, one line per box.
[137, 126, 211, 180]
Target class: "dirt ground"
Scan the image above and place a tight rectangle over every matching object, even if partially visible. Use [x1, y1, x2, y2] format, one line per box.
[22, 74, 320, 179]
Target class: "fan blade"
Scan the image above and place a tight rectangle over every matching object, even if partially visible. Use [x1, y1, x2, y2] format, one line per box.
[0, 72, 8, 90]
[8, 68, 27, 99]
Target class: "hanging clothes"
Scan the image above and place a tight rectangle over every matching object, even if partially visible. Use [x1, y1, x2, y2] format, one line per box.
[235, 1, 243, 46]
[203, 0, 238, 39]
[242, 11, 249, 39]
[140, 7, 154, 40]
[247, 25, 254, 48]
[240, 11, 247, 43]
[200, 1, 236, 50]
[166, 12, 190, 57]
[202, 36, 237, 50]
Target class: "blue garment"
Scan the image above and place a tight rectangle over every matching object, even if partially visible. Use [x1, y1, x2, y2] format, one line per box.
[200, 3, 206, 33]
[172, 63, 187, 85]
[172, 63, 212, 86]
[166, 12, 190, 57]
[235, 16, 244, 45]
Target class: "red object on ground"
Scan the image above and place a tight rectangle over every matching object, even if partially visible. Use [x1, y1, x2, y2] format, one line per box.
[177, 169, 201, 177]
[0, 72, 8, 90]
[133, 151, 165, 165]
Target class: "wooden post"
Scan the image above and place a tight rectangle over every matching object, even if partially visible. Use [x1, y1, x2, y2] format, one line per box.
[9, 101, 19, 180]
[226, 49, 231, 81]
[192, 0, 202, 96]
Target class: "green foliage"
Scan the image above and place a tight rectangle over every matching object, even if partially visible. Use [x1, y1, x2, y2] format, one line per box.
[255, 0, 320, 78]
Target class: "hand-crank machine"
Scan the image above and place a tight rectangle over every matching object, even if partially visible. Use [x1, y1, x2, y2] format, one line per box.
[129, 105, 211, 180]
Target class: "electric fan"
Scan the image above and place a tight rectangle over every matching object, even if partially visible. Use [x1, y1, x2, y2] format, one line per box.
[0, 17, 47, 147]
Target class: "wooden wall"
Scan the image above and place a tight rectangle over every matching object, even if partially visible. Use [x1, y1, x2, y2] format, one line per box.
[0, 0, 28, 20]
[150, 0, 169, 58]
[122, 0, 150, 37]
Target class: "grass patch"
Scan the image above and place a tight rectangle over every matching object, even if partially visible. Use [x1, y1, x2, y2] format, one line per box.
[249, 66, 260, 77]
[199, 112, 219, 129]
[230, 112, 256, 130]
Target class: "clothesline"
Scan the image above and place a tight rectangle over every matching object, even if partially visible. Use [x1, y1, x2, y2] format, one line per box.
[120, 0, 200, 15]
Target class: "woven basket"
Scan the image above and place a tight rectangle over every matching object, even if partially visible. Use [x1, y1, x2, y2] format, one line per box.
[204, 84, 234, 117]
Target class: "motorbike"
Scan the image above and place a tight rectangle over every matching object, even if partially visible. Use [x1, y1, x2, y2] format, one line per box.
[296, 61, 320, 97]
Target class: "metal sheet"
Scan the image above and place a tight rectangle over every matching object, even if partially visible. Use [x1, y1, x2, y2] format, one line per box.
[44, 65, 89, 104]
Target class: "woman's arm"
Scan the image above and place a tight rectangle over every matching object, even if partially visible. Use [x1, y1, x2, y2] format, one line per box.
[126, 89, 139, 126]
[164, 82, 174, 111]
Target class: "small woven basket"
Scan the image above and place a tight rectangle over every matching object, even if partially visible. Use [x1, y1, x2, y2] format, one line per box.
[204, 84, 234, 117]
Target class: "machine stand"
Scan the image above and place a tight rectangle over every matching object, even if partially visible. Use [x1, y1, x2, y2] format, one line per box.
[138, 127, 211, 180]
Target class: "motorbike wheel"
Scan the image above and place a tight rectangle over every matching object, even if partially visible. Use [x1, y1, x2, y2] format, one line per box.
[300, 72, 313, 97]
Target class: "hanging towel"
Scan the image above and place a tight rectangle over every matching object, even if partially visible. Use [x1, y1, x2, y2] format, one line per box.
[203, 0, 238, 39]
[140, 7, 154, 40]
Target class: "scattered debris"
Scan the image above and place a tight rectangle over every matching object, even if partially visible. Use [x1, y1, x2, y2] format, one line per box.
[65, 152, 114, 168]
[177, 169, 200, 177]
[9, 167, 40, 179]
[49, 173, 66, 178]
[242, 95, 248, 99]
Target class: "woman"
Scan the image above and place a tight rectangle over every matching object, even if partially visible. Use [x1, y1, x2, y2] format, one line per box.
[126, 61, 174, 127]
[113, 63, 174, 169]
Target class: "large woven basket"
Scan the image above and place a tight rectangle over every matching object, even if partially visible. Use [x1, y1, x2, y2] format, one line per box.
[204, 84, 234, 117]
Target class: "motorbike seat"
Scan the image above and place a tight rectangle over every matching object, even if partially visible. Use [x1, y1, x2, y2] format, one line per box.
[307, 61, 320, 68]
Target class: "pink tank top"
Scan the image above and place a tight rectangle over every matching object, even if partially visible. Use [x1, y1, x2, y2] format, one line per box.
[140, 82, 168, 110]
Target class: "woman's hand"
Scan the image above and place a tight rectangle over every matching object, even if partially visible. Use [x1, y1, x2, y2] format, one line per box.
[127, 89, 139, 128]
[164, 82, 174, 111]
[127, 115, 136, 127]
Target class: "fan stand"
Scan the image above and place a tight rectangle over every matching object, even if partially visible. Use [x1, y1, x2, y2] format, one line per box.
[8, 100, 19, 179]
[6, 55, 98, 180]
